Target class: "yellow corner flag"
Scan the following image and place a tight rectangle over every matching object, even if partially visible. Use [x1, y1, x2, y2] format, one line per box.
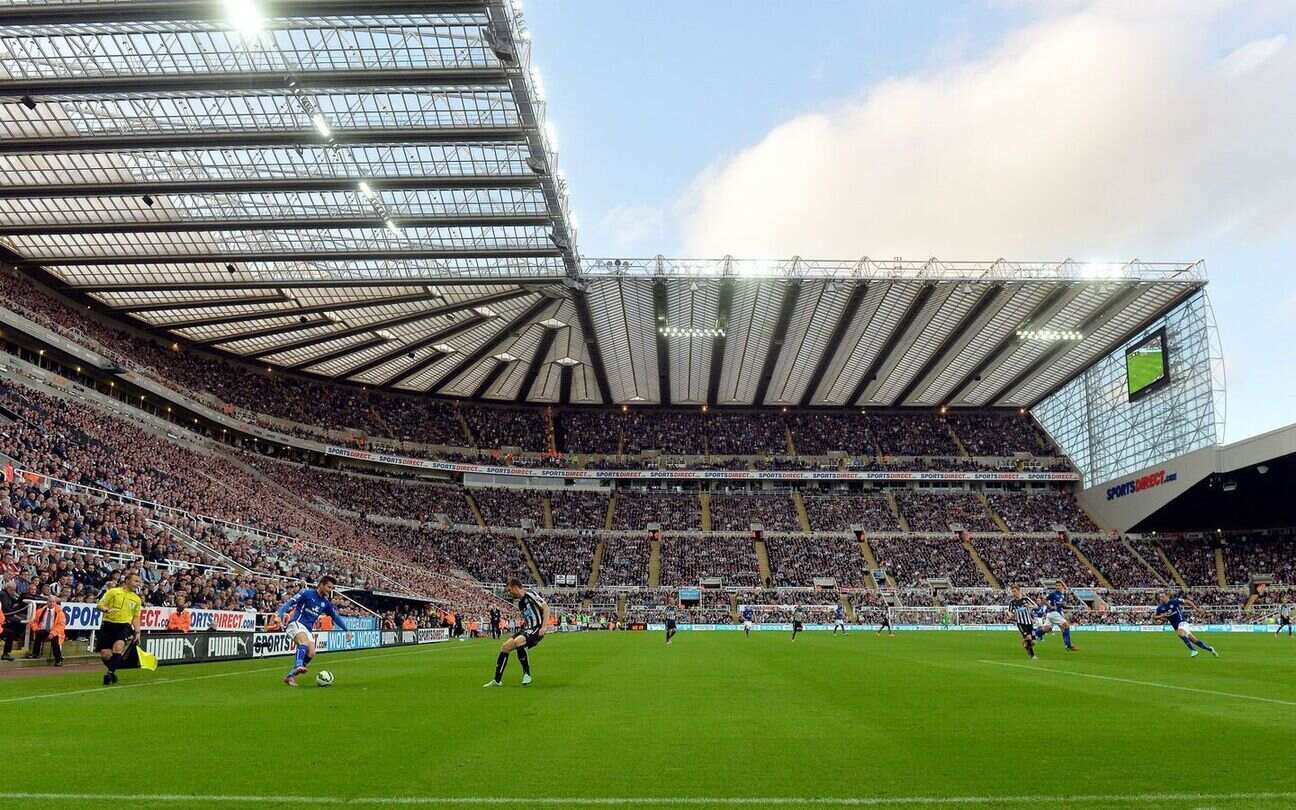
[137, 647, 158, 672]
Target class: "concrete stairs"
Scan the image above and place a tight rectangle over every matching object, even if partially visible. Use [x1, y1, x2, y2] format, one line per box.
[1122, 537, 1168, 585]
[456, 410, 475, 447]
[1066, 539, 1114, 589]
[884, 490, 909, 532]
[754, 539, 772, 586]
[1153, 544, 1190, 590]
[589, 541, 605, 588]
[152, 518, 252, 574]
[840, 594, 857, 621]
[700, 492, 712, 532]
[1214, 548, 1229, 587]
[858, 537, 895, 590]
[979, 492, 1010, 534]
[518, 534, 545, 586]
[544, 407, 558, 454]
[605, 495, 617, 530]
[785, 426, 797, 455]
[947, 422, 971, 457]
[728, 592, 740, 622]
[964, 539, 1002, 589]
[464, 491, 487, 528]
[616, 593, 627, 623]
[541, 496, 554, 529]
[791, 491, 811, 532]
[648, 537, 662, 588]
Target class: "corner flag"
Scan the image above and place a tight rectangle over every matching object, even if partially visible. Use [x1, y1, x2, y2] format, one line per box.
[120, 639, 158, 672]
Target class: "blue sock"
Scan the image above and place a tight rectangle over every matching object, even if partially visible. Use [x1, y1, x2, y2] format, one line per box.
[1194, 638, 1214, 652]
[293, 645, 309, 670]
[1062, 628, 1072, 648]
[1180, 635, 1196, 651]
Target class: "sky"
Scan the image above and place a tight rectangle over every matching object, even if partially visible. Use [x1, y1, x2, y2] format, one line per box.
[521, 0, 1295, 444]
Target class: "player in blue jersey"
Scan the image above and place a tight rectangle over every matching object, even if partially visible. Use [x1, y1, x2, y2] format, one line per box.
[741, 605, 755, 637]
[1153, 592, 1218, 657]
[1038, 580, 1078, 651]
[832, 604, 847, 635]
[275, 576, 352, 686]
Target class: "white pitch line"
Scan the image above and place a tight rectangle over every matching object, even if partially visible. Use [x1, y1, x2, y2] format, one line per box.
[0, 642, 476, 705]
[1, 791, 1295, 806]
[978, 659, 1296, 707]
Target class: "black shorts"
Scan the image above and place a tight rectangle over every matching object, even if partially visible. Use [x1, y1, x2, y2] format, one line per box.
[665, 620, 677, 630]
[792, 621, 804, 631]
[1280, 617, 1292, 626]
[1016, 623, 1036, 639]
[512, 631, 542, 649]
[96, 621, 133, 651]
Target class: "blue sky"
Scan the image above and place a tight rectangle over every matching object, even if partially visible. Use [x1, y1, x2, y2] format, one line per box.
[523, 1, 1295, 443]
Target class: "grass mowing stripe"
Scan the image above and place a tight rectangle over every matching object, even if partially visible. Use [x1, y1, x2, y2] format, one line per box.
[0, 641, 478, 704]
[978, 659, 1296, 707]
[3, 791, 1296, 806]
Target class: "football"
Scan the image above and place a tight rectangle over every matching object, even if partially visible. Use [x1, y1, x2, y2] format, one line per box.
[315, 670, 334, 687]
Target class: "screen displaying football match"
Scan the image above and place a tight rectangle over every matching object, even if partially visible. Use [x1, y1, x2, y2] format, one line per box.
[1126, 327, 1170, 401]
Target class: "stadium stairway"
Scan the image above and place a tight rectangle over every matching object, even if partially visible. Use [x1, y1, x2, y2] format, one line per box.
[1122, 537, 1169, 585]
[604, 495, 617, 530]
[542, 497, 554, 529]
[791, 492, 811, 532]
[978, 492, 1010, 534]
[700, 493, 712, 532]
[1065, 538, 1114, 589]
[455, 410, 475, 446]
[858, 538, 893, 590]
[589, 542, 605, 588]
[152, 519, 254, 575]
[840, 594, 856, 621]
[947, 423, 971, 458]
[1151, 544, 1190, 590]
[464, 491, 487, 528]
[616, 593, 627, 624]
[963, 540, 1002, 588]
[518, 535, 545, 586]
[754, 539, 772, 586]
[1214, 548, 1229, 587]
[543, 408, 558, 454]
[784, 425, 797, 455]
[884, 491, 909, 532]
[648, 538, 661, 588]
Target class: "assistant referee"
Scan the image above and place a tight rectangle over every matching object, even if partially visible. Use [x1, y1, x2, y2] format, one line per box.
[96, 572, 143, 686]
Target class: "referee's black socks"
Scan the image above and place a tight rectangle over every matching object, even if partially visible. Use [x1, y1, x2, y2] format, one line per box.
[517, 647, 531, 676]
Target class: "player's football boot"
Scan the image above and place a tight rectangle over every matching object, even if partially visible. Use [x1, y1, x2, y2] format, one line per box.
[521, 674, 532, 685]
[483, 680, 502, 688]
[284, 674, 298, 686]
[1190, 650, 1199, 657]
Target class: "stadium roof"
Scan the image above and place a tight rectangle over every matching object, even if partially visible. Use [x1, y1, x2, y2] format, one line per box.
[0, 1, 1207, 408]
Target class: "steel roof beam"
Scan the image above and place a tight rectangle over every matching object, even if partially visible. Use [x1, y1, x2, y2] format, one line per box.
[187, 316, 333, 346]
[427, 296, 553, 393]
[112, 293, 291, 314]
[652, 281, 671, 406]
[341, 315, 488, 380]
[985, 283, 1148, 405]
[66, 276, 552, 293]
[570, 286, 612, 405]
[19, 247, 561, 267]
[286, 336, 388, 371]
[558, 364, 573, 405]
[155, 290, 446, 331]
[0, 214, 553, 237]
[472, 359, 509, 398]
[705, 278, 735, 406]
[750, 282, 802, 407]
[847, 284, 935, 406]
[0, 69, 508, 98]
[0, 128, 527, 156]
[890, 284, 1004, 406]
[0, 176, 541, 199]
[0, 1, 490, 25]
[224, 288, 529, 355]
[516, 325, 558, 403]
[798, 281, 867, 407]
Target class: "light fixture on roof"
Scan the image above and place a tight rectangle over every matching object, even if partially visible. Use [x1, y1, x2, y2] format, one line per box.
[555, 357, 580, 367]
[385, 219, 399, 234]
[375, 330, 396, 340]
[357, 181, 375, 199]
[1016, 329, 1082, 342]
[141, 195, 155, 207]
[629, 395, 646, 402]
[433, 343, 456, 353]
[473, 306, 497, 317]
[223, 0, 265, 34]
[311, 113, 331, 138]
[494, 352, 518, 362]
[539, 317, 566, 329]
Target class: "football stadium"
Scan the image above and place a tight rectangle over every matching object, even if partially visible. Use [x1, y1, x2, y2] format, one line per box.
[0, 2, 1293, 809]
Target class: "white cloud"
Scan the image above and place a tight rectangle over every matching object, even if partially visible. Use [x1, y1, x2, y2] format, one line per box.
[677, 4, 1296, 261]
[598, 203, 667, 256]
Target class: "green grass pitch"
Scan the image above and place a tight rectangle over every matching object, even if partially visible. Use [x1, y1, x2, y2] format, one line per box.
[1126, 350, 1165, 395]
[4, 631, 1295, 809]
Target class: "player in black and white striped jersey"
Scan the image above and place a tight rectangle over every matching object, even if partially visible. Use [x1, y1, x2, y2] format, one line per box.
[1007, 584, 1038, 659]
[484, 578, 549, 688]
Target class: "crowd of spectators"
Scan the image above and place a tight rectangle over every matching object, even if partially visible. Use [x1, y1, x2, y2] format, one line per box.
[247, 459, 474, 524]
[706, 413, 788, 456]
[596, 537, 650, 586]
[1221, 534, 1296, 585]
[548, 491, 609, 529]
[971, 536, 1097, 588]
[622, 410, 706, 455]
[611, 491, 701, 530]
[555, 410, 623, 454]
[946, 412, 1049, 456]
[764, 536, 869, 587]
[869, 536, 986, 586]
[709, 494, 800, 531]
[803, 494, 900, 531]
[986, 490, 1099, 532]
[1154, 538, 1219, 586]
[789, 413, 874, 455]
[462, 406, 548, 453]
[526, 534, 598, 585]
[1072, 538, 1163, 588]
[895, 490, 997, 532]
[468, 488, 543, 528]
[658, 536, 760, 587]
[870, 412, 958, 456]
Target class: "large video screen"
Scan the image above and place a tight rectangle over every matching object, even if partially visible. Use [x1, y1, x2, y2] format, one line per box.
[1125, 327, 1170, 401]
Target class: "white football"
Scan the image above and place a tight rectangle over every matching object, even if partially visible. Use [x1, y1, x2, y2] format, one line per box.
[315, 670, 334, 687]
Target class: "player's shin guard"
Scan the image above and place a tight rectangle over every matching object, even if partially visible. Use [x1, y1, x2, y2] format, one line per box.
[516, 647, 531, 676]
[493, 651, 509, 683]
[293, 644, 309, 671]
